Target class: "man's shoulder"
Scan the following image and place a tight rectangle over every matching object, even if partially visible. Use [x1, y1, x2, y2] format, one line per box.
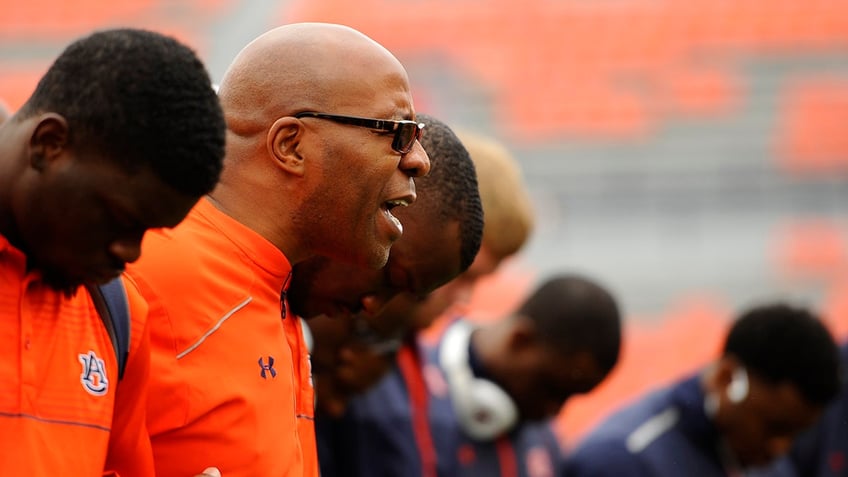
[570, 385, 680, 459]
[135, 210, 217, 269]
[588, 394, 666, 437]
[564, 430, 642, 477]
[564, 404, 677, 477]
[128, 213, 235, 299]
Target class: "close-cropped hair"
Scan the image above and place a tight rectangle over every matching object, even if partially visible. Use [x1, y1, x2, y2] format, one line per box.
[455, 129, 534, 260]
[19, 28, 226, 197]
[517, 274, 622, 374]
[416, 114, 483, 273]
[724, 303, 840, 406]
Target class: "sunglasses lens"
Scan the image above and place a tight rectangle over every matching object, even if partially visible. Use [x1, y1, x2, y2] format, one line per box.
[394, 123, 420, 154]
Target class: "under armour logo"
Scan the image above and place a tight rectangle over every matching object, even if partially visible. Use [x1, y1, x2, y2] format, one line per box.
[258, 356, 276, 379]
[78, 350, 109, 396]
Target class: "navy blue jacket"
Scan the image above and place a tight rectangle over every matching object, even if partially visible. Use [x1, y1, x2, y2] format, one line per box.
[563, 373, 735, 477]
[316, 321, 564, 477]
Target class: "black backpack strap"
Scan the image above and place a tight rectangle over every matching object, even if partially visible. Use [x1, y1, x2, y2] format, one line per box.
[86, 277, 131, 380]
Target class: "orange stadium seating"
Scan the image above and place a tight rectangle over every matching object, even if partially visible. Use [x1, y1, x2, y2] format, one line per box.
[773, 219, 848, 280]
[281, 0, 848, 143]
[0, 0, 158, 39]
[777, 77, 848, 172]
[0, 65, 46, 111]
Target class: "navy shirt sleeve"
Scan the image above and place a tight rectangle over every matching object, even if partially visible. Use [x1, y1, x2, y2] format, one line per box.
[562, 438, 652, 477]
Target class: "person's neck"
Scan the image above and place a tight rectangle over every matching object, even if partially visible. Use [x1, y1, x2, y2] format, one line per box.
[207, 183, 309, 264]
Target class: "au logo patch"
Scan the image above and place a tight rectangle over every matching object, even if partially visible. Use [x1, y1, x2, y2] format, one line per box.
[78, 350, 109, 396]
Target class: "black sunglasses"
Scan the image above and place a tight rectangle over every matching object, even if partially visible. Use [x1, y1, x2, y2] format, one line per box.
[295, 112, 425, 154]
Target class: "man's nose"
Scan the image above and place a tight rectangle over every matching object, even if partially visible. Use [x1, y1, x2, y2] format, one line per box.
[399, 140, 430, 177]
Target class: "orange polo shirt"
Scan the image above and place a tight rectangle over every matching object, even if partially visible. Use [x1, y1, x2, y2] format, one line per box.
[0, 234, 154, 476]
[128, 197, 317, 477]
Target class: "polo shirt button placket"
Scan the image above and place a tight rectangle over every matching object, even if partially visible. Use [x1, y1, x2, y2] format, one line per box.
[18, 278, 39, 408]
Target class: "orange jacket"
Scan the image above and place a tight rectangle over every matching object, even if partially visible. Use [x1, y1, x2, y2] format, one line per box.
[128, 198, 317, 477]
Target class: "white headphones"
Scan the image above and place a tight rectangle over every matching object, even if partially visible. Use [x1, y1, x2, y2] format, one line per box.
[726, 366, 749, 404]
[440, 321, 518, 441]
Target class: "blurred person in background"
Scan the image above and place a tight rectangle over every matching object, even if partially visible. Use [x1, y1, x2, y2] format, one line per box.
[440, 274, 622, 477]
[751, 339, 848, 477]
[314, 130, 537, 477]
[427, 274, 620, 477]
[287, 113, 484, 418]
[0, 28, 225, 476]
[127, 22, 430, 477]
[563, 303, 841, 477]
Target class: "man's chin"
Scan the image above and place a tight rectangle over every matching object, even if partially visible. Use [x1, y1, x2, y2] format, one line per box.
[39, 268, 87, 296]
[362, 244, 390, 270]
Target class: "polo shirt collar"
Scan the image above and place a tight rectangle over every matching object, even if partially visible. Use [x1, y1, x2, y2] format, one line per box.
[193, 197, 293, 281]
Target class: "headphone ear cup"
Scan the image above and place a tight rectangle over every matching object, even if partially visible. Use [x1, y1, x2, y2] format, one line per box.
[454, 377, 518, 441]
[726, 367, 749, 404]
[439, 321, 519, 441]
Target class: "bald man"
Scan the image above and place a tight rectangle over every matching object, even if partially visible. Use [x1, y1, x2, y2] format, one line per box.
[127, 23, 430, 477]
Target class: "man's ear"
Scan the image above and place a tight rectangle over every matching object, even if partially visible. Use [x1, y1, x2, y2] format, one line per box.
[29, 113, 69, 171]
[709, 354, 740, 392]
[507, 316, 538, 353]
[267, 116, 306, 177]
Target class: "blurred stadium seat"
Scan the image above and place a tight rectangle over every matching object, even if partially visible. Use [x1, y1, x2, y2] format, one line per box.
[282, 0, 848, 143]
[0, 65, 46, 111]
[0, 0, 159, 39]
[777, 77, 848, 173]
[772, 219, 848, 280]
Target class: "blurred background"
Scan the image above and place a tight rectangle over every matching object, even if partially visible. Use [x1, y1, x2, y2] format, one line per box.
[3, 0, 848, 444]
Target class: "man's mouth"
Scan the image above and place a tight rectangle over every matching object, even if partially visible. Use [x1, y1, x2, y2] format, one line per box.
[382, 198, 410, 234]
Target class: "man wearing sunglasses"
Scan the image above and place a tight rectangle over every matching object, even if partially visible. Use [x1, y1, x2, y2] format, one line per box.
[287, 113, 484, 419]
[127, 22, 430, 477]
[294, 112, 424, 157]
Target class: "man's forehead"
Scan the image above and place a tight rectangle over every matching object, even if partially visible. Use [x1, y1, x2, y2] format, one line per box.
[749, 379, 821, 425]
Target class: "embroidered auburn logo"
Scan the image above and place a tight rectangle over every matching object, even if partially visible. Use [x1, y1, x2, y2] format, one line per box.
[78, 350, 109, 396]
